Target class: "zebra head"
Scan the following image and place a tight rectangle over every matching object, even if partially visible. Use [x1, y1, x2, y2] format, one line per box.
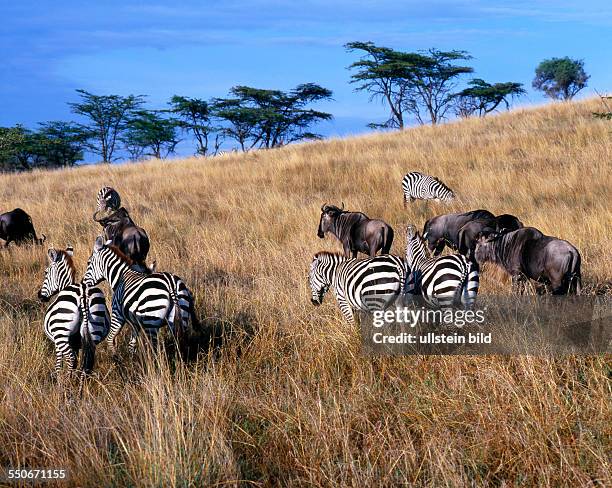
[405, 224, 428, 269]
[38, 246, 76, 302]
[309, 253, 333, 305]
[95, 186, 121, 213]
[83, 236, 112, 287]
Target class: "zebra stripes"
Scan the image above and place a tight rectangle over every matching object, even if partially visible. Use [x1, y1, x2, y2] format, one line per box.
[402, 172, 455, 205]
[38, 247, 110, 375]
[83, 236, 197, 355]
[404, 225, 479, 309]
[96, 186, 121, 212]
[309, 252, 408, 324]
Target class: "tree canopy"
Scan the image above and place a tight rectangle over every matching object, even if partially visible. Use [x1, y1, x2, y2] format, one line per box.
[214, 83, 333, 150]
[455, 79, 526, 117]
[346, 42, 474, 126]
[70, 89, 145, 163]
[532, 57, 589, 100]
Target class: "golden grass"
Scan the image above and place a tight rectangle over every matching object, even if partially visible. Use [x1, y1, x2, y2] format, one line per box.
[0, 99, 610, 486]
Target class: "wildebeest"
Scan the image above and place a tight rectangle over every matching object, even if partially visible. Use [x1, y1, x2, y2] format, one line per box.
[474, 227, 582, 295]
[423, 209, 495, 256]
[424, 209, 523, 258]
[0, 208, 46, 247]
[317, 203, 394, 258]
[93, 187, 150, 269]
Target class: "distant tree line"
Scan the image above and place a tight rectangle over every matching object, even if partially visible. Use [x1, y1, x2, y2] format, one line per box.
[0, 83, 333, 170]
[0, 44, 591, 171]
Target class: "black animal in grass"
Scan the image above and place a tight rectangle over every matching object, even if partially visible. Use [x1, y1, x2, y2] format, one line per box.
[0, 208, 46, 247]
[93, 187, 150, 271]
[317, 203, 394, 258]
[423, 209, 523, 258]
[474, 227, 582, 295]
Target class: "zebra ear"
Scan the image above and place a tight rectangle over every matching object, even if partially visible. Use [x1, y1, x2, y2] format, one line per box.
[65, 246, 74, 257]
[48, 248, 59, 262]
[94, 236, 105, 251]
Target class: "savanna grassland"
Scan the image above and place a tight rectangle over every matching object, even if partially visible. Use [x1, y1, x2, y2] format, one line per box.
[0, 99, 610, 487]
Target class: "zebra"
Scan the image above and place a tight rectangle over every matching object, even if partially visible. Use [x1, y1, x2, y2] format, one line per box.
[404, 224, 479, 309]
[82, 236, 199, 356]
[37, 246, 110, 375]
[309, 251, 408, 325]
[401, 172, 455, 206]
[96, 186, 121, 212]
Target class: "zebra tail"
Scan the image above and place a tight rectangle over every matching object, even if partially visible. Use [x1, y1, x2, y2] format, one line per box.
[80, 287, 95, 375]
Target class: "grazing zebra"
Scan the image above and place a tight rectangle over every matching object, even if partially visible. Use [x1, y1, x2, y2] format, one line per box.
[401, 172, 455, 206]
[83, 236, 198, 356]
[37, 246, 110, 375]
[309, 252, 408, 324]
[405, 224, 479, 309]
[96, 186, 121, 212]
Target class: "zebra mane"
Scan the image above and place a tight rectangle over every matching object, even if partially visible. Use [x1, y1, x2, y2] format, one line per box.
[107, 245, 134, 265]
[60, 251, 77, 281]
[314, 251, 345, 259]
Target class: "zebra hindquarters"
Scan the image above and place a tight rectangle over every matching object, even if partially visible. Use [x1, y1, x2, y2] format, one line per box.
[461, 263, 480, 310]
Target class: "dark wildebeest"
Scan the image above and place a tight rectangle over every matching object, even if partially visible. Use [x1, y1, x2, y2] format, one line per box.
[457, 214, 524, 261]
[0, 208, 46, 247]
[474, 227, 582, 295]
[317, 203, 394, 258]
[423, 209, 495, 256]
[93, 187, 150, 270]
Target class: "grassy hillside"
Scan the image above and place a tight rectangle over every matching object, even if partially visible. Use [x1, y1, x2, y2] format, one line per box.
[0, 99, 610, 486]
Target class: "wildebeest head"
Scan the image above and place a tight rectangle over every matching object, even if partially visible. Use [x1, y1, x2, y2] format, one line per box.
[309, 254, 330, 305]
[317, 203, 344, 238]
[474, 232, 500, 265]
[38, 246, 75, 302]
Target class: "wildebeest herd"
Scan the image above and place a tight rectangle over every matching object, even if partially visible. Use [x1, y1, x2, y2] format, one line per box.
[1, 171, 583, 378]
[310, 171, 582, 324]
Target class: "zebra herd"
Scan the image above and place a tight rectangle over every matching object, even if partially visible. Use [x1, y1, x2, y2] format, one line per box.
[309, 171, 582, 325]
[36, 187, 199, 378]
[4, 170, 583, 377]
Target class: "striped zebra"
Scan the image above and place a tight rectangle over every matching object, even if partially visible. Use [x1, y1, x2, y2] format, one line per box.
[38, 246, 110, 375]
[404, 224, 479, 309]
[83, 236, 198, 355]
[401, 172, 455, 206]
[96, 186, 121, 212]
[309, 252, 408, 325]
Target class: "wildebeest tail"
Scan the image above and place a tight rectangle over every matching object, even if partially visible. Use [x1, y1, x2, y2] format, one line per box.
[382, 225, 394, 254]
[568, 252, 582, 295]
[80, 286, 95, 375]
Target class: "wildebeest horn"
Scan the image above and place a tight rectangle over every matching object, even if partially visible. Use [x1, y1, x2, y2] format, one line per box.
[321, 203, 327, 211]
[341, 202, 345, 210]
[93, 208, 114, 222]
[39, 234, 47, 244]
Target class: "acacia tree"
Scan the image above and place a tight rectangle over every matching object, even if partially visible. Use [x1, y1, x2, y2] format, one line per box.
[345, 41, 427, 129]
[38, 121, 88, 167]
[346, 42, 473, 126]
[0, 123, 86, 171]
[454, 79, 526, 117]
[70, 89, 145, 163]
[409, 49, 474, 124]
[168, 96, 221, 156]
[121, 110, 180, 160]
[214, 83, 332, 151]
[533, 57, 589, 100]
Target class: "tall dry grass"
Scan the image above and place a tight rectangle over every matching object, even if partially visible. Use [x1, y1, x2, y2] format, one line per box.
[0, 99, 610, 486]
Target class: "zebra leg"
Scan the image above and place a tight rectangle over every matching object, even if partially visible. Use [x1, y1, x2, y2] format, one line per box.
[336, 294, 355, 325]
[54, 347, 63, 375]
[66, 349, 77, 371]
[107, 304, 126, 357]
[128, 325, 139, 356]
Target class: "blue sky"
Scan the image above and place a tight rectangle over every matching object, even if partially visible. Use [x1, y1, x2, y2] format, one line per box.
[2, 1, 611, 158]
